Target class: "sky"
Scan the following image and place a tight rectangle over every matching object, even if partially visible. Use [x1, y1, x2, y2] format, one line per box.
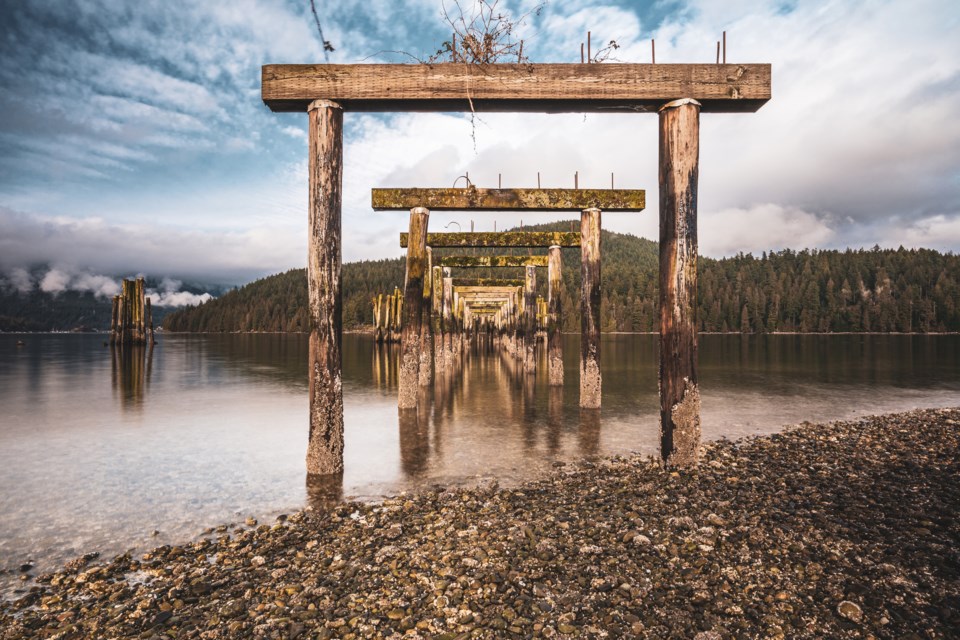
[0, 0, 958, 299]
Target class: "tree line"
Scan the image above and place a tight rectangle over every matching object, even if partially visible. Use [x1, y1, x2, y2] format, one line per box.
[162, 223, 960, 334]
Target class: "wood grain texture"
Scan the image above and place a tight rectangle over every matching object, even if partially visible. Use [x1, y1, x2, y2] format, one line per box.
[401, 231, 580, 248]
[580, 208, 602, 409]
[523, 265, 537, 374]
[419, 247, 433, 387]
[398, 207, 429, 409]
[451, 278, 524, 286]
[548, 246, 564, 386]
[438, 255, 548, 268]
[306, 101, 344, 476]
[658, 100, 701, 468]
[373, 187, 645, 211]
[263, 63, 771, 113]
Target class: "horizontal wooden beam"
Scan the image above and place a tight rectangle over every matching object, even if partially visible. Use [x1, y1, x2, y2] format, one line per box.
[439, 255, 548, 268]
[262, 63, 771, 113]
[451, 278, 523, 287]
[455, 287, 521, 295]
[402, 231, 580, 248]
[373, 188, 644, 211]
[466, 302, 508, 308]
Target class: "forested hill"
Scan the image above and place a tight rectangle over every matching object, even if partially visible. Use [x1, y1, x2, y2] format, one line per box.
[163, 223, 960, 333]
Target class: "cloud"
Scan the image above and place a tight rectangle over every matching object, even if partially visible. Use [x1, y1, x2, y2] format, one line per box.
[280, 125, 307, 141]
[5, 268, 33, 294]
[72, 272, 121, 298]
[148, 290, 213, 308]
[700, 204, 836, 256]
[0, 0, 958, 281]
[147, 277, 213, 307]
[39, 269, 71, 295]
[32, 268, 119, 298]
[882, 214, 960, 253]
[0, 206, 302, 283]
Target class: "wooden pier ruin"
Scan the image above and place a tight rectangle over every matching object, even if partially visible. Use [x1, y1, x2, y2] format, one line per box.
[110, 277, 154, 346]
[261, 61, 771, 475]
[372, 287, 403, 343]
[380, 187, 645, 408]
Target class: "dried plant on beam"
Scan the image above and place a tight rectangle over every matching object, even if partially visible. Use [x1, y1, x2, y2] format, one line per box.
[428, 0, 543, 64]
[427, 0, 544, 150]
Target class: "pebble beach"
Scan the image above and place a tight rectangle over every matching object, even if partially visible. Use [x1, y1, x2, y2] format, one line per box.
[2, 407, 958, 639]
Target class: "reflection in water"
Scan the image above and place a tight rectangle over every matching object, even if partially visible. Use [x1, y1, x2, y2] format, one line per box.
[398, 407, 430, 478]
[547, 387, 563, 454]
[306, 472, 343, 512]
[371, 343, 399, 390]
[2, 333, 959, 596]
[578, 409, 602, 457]
[111, 344, 154, 410]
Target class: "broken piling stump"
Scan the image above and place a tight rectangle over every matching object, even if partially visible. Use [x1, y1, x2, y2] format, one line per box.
[109, 277, 154, 346]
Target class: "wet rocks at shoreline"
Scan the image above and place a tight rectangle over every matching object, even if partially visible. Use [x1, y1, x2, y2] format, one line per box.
[2, 408, 958, 639]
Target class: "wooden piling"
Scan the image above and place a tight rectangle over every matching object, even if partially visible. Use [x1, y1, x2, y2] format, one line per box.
[110, 277, 153, 346]
[442, 270, 454, 370]
[432, 265, 443, 374]
[523, 265, 537, 374]
[420, 247, 434, 387]
[547, 245, 563, 386]
[658, 98, 701, 468]
[306, 99, 344, 477]
[399, 206, 429, 408]
[580, 207, 602, 408]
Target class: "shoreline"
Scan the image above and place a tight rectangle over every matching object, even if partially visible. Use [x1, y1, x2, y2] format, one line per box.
[5, 330, 960, 336]
[2, 408, 958, 638]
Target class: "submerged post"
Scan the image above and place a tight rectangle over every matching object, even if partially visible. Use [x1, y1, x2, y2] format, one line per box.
[580, 208, 602, 408]
[658, 98, 701, 468]
[306, 99, 344, 477]
[547, 245, 563, 386]
[399, 206, 429, 408]
[523, 265, 537, 374]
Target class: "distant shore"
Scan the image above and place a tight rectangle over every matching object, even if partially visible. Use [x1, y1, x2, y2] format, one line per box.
[2, 408, 957, 638]
[6, 330, 960, 336]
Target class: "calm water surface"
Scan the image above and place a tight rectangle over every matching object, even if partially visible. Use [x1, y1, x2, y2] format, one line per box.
[1, 333, 958, 595]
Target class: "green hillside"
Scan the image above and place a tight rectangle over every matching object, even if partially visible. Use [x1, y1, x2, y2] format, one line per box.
[163, 223, 960, 333]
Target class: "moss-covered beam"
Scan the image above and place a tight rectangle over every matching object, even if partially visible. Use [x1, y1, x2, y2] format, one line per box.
[451, 278, 524, 287]
[401, 232, 580, 248]
[439, 255, 549, 268]
[373, 188, 645, 212]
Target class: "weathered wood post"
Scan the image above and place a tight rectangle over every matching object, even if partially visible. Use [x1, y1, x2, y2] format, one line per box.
[523, 265, 537, 374]
[110, 295, 120, 344]
[457, 296, 466, 360]
[306, 99, 344, 477]
[442, 269, 454, 370]
[420, 247, 434, 387]
[514, 288, 523, 360]
[432, 265, 443, 373]
[145, 296, 154, 344]
[658, 98, 701, 468]
[580, 207, 602, 408]
[399, 206, 429, 408]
